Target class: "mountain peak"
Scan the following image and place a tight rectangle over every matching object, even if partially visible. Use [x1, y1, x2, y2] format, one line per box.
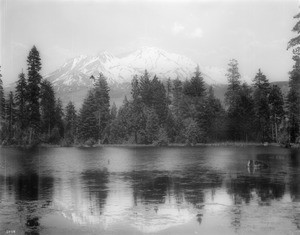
[132, 46, 169, 58]
[97, 51, 115, 62]
[46, 47, 224, 92]
[139, 46, 166, 53]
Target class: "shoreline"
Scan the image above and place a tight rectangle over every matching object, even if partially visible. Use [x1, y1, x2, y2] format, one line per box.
[1, 142, 298, 149]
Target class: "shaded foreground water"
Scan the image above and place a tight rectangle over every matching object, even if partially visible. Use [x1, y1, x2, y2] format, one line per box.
[0, 146, 299, 235]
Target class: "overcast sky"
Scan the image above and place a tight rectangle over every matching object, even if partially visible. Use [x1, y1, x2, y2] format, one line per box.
[0, 0, 299, 85]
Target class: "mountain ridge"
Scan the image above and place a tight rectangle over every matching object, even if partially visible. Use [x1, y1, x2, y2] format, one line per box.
[3, 47, 289, 109]
[45, 47, 222, 89]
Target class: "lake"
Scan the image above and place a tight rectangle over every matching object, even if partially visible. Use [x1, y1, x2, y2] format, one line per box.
[0, 146, 299, 234]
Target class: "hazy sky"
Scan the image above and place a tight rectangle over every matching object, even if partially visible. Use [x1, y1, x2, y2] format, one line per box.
[0, 0, 299, 85]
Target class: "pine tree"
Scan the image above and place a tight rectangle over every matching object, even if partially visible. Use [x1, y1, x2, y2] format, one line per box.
[131, 75, 140, 101]
[109, 118, 126, 144]
[252, 69, 271, 141]
[183, 118, 200, 145]
[164, 110, 177, 142]
[171, 78, 183, 120]
[94, 73, 110, 143]
[109, 96, 132, 143]
[287, 11, 300, 143]
[0, 67, 5, 123]
[78, 90, 98, 143]
[225, 59, 241, 108]
[269, 85, 285, 142]
[144, 108, 159, 144]
[27, 46, 42, 143]
[110, 102, 117, 120]
[201, 86, 226, 142]
[40, 80, 56, 137]
[64, 101, 77, 144]
[181, 66, 207, 137]
[139, 70, 153, 107]
[15, 71, 28, 130]
[54, 98, 64, 139]
[224, 59, 242, 140]
[5, 91, 16, 140]
[238, 83, 255, 141]
[183, 65, 206, 98]
[151, 75, 168, 125]
[166, 78, 172, 105]
[130, 75, 146, 143]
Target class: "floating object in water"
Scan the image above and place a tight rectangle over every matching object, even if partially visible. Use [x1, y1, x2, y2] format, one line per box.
[247, 160, 269, 169]
[26, 217, 39, 227]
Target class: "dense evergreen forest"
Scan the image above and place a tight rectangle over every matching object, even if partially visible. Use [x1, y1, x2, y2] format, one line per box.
[0, 13, 299, 147]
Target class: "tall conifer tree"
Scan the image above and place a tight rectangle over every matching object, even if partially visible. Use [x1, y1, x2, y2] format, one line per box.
[151, 75, 168, 125]
[40, 80, 56, 136]
[5, 92, 16, 140]
[54, 98, 64, 138]
[78, 90, 98, 142]
[15, 71, 28, 130]
[287, 11, 300, 142]
[0, 67, 5, 122]
[269, 85, 284, 142]
[27, 46, 42, 142]
[94, 73, 110, 142]
[224, 59, 242, 140]
[65, 101, 77, 143]
[252, 69, 270, 141]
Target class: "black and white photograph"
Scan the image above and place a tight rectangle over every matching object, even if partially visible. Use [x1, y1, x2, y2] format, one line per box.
[0, 0, 300, 234]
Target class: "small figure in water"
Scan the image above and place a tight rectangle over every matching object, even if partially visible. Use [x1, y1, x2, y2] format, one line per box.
[247, 160, 269, 169]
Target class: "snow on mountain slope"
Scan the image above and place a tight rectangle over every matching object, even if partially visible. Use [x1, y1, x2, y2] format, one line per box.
[45, 47, 220, 91]
[120, 47, 197, 79]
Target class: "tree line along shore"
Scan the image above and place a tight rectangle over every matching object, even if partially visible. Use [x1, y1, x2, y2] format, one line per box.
[0, 13, 299, 148]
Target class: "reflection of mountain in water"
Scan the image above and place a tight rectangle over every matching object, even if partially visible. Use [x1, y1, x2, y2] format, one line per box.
[0, 147, 300, 234]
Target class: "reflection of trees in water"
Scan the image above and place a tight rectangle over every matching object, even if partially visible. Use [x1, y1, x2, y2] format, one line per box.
[80, 169, 109, 215]
[15, 173, 39, 201]
[132, 171, 172, 205]
[226, 175, 285, 205]
[0, 175, 5, 201]
[226, 174, 286, 233]
[132, 167, 223, 207]
[179, 166, 223, 206]
[230, 205, 242, 232]
[289, 149, 300, 230]
[131, 166, 223, 228]
[4, 172, 54, 235]
[290, 150, 300, 202]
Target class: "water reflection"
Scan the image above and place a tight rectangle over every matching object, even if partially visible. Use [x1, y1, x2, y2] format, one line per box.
[0, 146, 299, 234]
[226, 175, 286, 205]
[81, 169, 109, 214]
[0, 173, 54, 234]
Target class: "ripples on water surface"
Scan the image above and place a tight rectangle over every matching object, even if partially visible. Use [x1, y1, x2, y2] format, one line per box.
[0, 146, 299, 234]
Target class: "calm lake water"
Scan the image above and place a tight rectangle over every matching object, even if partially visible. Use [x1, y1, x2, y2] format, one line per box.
[0, 146, 299, 235]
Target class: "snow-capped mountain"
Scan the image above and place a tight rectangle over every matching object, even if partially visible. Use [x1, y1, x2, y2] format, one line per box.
[45, 47, 219, 92]
[119, 47, 198, 80]
[43, 47, 228, 107]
